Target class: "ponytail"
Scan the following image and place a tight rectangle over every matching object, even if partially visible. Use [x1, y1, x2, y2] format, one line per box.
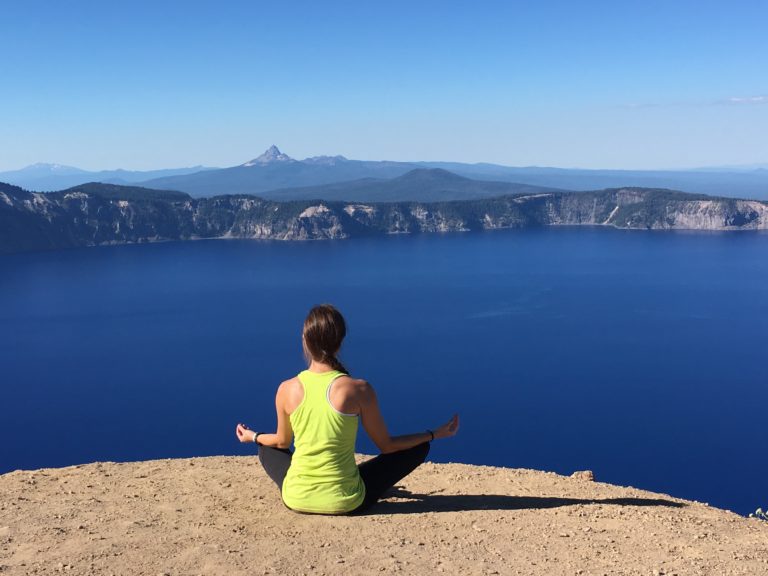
[321, 349, 348, 375]
[303, 304, 349, 375]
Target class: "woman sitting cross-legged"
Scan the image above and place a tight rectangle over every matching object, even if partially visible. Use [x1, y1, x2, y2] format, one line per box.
[236, 304, 459, 515]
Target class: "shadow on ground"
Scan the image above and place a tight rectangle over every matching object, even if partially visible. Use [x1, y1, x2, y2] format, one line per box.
[365, 487, 686, 515]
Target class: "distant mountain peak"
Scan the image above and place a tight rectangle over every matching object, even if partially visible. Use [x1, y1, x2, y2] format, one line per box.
[18, 163, 87, 175]
[302, 155, 349, 166]
[242, 146, 295, 167]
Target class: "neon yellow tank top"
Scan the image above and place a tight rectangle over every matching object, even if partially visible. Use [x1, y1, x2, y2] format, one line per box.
[281, 370, 366, 514]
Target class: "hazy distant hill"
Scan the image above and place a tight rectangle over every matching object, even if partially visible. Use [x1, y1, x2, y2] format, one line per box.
[0, 163, 215, 192]
[258, 168, 563, 202]
[418, 162, 768, 200]
[2, 180, 767, 254]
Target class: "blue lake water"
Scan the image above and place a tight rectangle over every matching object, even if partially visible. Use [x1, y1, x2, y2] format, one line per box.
[1, 228, 766, 515]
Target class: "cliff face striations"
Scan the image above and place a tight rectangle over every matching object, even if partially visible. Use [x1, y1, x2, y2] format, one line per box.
[1, 182, 766, 254]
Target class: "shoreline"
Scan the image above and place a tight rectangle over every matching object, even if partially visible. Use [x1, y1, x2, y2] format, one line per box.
[3, 222, 767, 258]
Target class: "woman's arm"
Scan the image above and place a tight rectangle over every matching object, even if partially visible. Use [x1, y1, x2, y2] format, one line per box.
[358, 380, 459, 454]
[235, 380, 294, 449]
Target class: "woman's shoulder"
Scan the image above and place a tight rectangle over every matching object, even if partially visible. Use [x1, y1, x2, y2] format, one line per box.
[332, 374, 374, 398]
[279, 375, 301, 387]
[334, 373, 369, 386]
[277, 376, 305, 414]
[276, 376, 302, 396]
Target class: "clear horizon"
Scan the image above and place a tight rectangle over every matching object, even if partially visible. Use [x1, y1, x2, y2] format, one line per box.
[2, 1, 766, 172]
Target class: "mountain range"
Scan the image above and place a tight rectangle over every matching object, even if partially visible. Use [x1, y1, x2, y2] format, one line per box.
[0, 163, 215, 192]
[2, 180, 766, 254]
[2, 146, 767, 200]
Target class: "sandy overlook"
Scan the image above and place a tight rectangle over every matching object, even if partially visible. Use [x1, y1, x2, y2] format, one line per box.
[1, 456, 766, 575]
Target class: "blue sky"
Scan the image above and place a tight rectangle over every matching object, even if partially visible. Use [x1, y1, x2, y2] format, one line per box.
[1, 0, 766, 171]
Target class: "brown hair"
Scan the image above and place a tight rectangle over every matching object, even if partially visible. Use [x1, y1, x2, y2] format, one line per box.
[302, 304, 348, 374]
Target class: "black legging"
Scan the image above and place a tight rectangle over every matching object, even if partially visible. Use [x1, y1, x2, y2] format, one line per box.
[258, 442, 430, 514]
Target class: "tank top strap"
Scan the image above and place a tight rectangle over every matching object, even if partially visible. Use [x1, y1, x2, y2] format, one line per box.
[297, 370, 346, 398]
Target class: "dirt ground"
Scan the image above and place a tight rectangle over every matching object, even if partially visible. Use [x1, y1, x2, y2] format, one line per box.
[1, 456, 767, 575]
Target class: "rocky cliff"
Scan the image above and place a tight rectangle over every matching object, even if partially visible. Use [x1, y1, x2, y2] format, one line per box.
[1, 182, 766, 254]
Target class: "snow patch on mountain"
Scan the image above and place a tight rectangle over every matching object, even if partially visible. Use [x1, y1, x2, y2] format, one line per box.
[242, 146, 295, 166]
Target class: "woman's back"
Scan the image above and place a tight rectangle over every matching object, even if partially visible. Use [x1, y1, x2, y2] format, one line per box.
[281, 369, 366, 514]
[236, 303, 457, 515]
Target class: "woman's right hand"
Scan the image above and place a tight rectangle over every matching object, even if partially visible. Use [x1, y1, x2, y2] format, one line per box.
[236, 423, 257, 443]
[434, 414, 460, 440]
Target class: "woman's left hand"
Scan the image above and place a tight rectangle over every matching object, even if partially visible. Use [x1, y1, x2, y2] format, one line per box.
[434, 414, 460, 440]
[236, 423, 257, 443]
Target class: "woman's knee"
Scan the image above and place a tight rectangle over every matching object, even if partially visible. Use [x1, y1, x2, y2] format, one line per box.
[258, 445, 293, 488]
[413, 440, 430, 462]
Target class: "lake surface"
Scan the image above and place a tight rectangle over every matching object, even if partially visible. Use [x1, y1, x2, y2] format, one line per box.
[1, 228, 766, 515]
